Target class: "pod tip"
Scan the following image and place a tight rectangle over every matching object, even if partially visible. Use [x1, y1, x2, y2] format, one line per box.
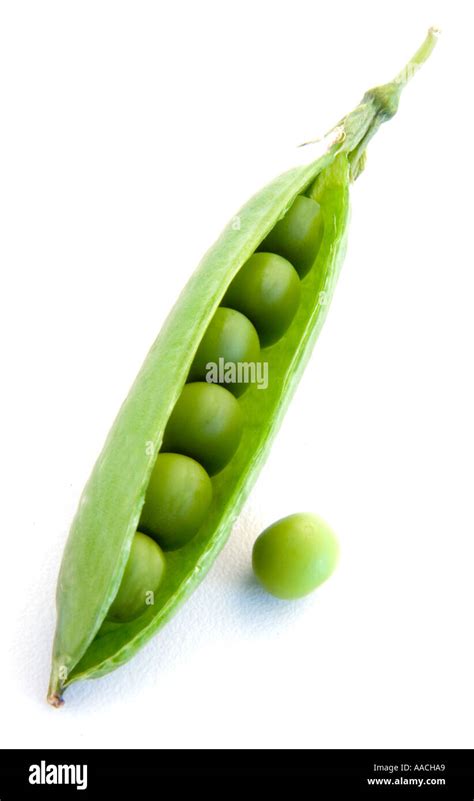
[47, 692, 64, 708]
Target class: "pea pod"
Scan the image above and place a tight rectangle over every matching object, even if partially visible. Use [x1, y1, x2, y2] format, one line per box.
[48, 30, 438, 705]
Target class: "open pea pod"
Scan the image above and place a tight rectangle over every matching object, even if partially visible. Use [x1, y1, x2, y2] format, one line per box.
[48, 30, 438, 705]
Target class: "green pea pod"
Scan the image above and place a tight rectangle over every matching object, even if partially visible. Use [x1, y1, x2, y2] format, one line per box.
[48, 29, 438, 705]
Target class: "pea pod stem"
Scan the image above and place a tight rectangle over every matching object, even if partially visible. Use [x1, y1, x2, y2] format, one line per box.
[333, 27, 439, 179]
[299, 27, 438, 161]
[392, 26, 440, 88]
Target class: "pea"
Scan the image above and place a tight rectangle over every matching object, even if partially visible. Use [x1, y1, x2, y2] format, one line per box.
[223, 253, 301, 347]
[107, 532, 165, 623]
[162, 382, 243, 475]
[140, 453, 212, 550]
[252, 513, 339, 600]
[188, 307, 261, 397]
[259, 195, 324, 278]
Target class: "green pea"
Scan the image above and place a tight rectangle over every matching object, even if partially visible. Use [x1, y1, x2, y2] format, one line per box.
[162, 382, 243, 475]
[223, 253, 301, 347]
[140, 453, 212, 550]
[188, 307, 261, 397]
[258, 195, 324, 278]
[107, 532, 166, 623]
[252, 513, 339, 600]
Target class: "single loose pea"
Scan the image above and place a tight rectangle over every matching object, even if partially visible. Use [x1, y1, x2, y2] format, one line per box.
[107, 532, 166, 623]
[189, 307, 261, 397]
[223, 252, 301, 347]
[140, 453, 212, 550]
[252, 513, 339, 600]
[162, 382, 243, 475]
[258, 195, 324, 278]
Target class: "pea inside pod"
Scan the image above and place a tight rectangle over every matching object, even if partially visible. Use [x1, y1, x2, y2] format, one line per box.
[140, 453, 213, 550]
[162, 382, 244, 475]
[107, 532, 166, 623]
[258, 195, 325, 279]
[188, 307, 261, 397]
[48, 30, 438, 706]
[223, 252, 301, 347]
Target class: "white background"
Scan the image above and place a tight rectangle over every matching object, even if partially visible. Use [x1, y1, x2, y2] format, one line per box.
[1, 0, 473, 749]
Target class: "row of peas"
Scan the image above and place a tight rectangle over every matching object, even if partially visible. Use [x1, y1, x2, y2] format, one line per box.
[107, 194, 324, 623]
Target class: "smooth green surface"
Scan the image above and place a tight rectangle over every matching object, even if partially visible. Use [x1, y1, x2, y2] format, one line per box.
[140, 453, 213, 550]
[252, 513, 339, 600]
[107, 533, 166, 622]
[48, 30, 437, 704]
[189, 307, 261, 397]
[259, 195, 324, 278]
[223, 253, 301, 347]
[162, 382, 243, 476]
